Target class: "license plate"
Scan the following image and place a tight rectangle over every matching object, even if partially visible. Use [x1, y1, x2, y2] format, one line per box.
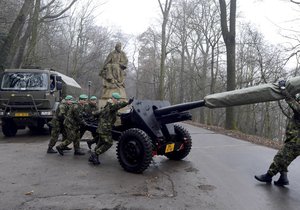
[165, 143, 175, 153]
[15, 112, 29, 117]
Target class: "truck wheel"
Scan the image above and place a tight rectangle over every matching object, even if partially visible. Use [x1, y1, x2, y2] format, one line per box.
[165, 124, 192, 160]
[2, 120, 17, 137]
[117, 128, 153, 173]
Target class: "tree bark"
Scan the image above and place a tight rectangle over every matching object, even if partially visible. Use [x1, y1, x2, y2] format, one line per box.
[219, 0, 236, 130]
[158, 0, 173, 100]
[0, 0, 32, 71]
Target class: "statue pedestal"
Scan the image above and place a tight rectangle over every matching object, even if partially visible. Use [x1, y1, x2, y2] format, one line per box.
[99, 86, 130, 126]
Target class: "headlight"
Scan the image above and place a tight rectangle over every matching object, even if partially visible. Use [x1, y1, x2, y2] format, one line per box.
[0, 111, 4, 116]
[40, 111, 52, 116]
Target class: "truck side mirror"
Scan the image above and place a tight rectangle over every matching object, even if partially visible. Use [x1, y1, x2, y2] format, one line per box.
[56, 81, 62, 90]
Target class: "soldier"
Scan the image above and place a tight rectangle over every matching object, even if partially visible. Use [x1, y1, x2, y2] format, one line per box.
[88, 92, 133, 165]
[56, 94, 89, 156]
[255, 81, 300, 186]
[47, 95, 73, 153]
[81, 96, 99, 149]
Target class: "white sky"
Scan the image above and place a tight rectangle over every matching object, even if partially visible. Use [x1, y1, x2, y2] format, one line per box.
[238, 0, 300, 45]
[95, 0, 160, 35]
[95, 0, 300, 45]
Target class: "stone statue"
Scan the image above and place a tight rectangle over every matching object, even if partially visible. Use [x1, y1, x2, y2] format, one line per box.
[99, 42, 129, 121]
[100, 42, 128, 90]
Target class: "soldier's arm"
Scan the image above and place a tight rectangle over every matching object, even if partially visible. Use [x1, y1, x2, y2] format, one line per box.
[286, 98, 300, 113]
[111, 101, 128, 111]
[57, 105, 65, 120]
[72, 105, 86, 126]
[92, 109, 102, 117]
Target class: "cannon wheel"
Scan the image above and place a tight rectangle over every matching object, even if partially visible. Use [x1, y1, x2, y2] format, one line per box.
[117, 128, 153, 173]
[165, 124, 192, 160]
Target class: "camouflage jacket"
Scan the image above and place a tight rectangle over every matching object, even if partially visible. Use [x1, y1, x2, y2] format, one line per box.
[94, 100, 128, 131]
[50, 101, 69, 124]
[83, 103, 99, 122]
[64, 103, 86, 128]
[285, 96, 300, 143]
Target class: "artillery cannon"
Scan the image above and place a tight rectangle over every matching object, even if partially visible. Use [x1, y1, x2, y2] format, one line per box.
[111, 99, 205, 173]
[87, 76, 300, 173]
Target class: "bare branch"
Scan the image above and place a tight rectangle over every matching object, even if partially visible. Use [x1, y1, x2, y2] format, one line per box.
[40, 0, 56, 12]
[290, 0, 300, 4]
[41, 0, 77, 21]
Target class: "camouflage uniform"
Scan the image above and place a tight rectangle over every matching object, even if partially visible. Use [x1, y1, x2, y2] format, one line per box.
[56, 101, 87, 154]
[93, 100, 128, 155]
[48, 101, 69, 148]
[268, 96, 300, 176]
[81, 102, 99, 145]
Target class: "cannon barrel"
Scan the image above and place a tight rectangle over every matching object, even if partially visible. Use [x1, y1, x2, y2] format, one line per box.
[154, 100, 205, 116]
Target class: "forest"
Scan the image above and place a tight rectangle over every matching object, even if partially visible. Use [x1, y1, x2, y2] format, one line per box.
[1, 0, 300, 141]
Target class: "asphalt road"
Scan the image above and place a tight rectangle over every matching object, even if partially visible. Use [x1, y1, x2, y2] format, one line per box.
[1, 124, 300, 210]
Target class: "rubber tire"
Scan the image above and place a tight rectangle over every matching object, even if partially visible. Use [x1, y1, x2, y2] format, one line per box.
[117, 128, 153, 173]
[164, 124, 192, 160]
[2, 120, 17, 137]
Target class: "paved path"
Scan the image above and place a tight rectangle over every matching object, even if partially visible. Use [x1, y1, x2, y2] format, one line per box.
[0, 124, 300, 210]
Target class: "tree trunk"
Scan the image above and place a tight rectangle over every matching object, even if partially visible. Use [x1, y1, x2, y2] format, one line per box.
[158, 0, 173, 100]
[24, 0, 40, 66]
[0, 0, 32, 71]
[219, 0, 236, 130]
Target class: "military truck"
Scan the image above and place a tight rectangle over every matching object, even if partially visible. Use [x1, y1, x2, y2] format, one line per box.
[0, 68, 81, 137]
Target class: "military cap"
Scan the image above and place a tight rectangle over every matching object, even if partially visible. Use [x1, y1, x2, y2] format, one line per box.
[65, 95, 73, 100]
[112, 92, 121, 99]
[79, 94, 88, 100]
[90, 96, 97, 100]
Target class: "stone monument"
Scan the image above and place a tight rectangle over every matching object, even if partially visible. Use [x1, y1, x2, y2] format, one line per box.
[99, 42, 128, 107]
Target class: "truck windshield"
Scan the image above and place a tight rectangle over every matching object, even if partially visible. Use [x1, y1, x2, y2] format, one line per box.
[1, 72, 48, 90]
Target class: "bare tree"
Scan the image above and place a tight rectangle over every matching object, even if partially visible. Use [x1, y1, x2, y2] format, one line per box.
[219, 0, 236, 129]
[158, 0, 173, 100]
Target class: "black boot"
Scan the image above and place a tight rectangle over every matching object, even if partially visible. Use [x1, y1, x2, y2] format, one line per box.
[274, 172, 289, 186]
[63, 146, 72, 151]
[88, 152, 100, 165]
[254, 172, 273, 183]
[47, 147, 57, 154]
[74, 149, 85, 156]
[87, 140, 93, 150]
[56, 146, 64, 156]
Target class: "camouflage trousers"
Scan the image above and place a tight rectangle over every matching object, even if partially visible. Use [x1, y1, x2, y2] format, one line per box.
[80, 127, 98, 141]
[57, 125, 81, 150]
[86, 132, 99, 146]
[48, 120, 66, 148]
[268, 141, 300, 176]
[94, 130, 113, 156]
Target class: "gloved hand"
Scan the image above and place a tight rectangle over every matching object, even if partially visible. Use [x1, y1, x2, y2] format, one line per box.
[128, 97, 134, 104]
[278, 79, 286, 90]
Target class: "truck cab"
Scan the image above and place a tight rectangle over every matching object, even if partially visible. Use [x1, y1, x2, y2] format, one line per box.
[0, 68, 81, 137]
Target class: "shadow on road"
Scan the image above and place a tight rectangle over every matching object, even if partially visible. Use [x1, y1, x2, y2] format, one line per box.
[0, 128, 50, 143]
